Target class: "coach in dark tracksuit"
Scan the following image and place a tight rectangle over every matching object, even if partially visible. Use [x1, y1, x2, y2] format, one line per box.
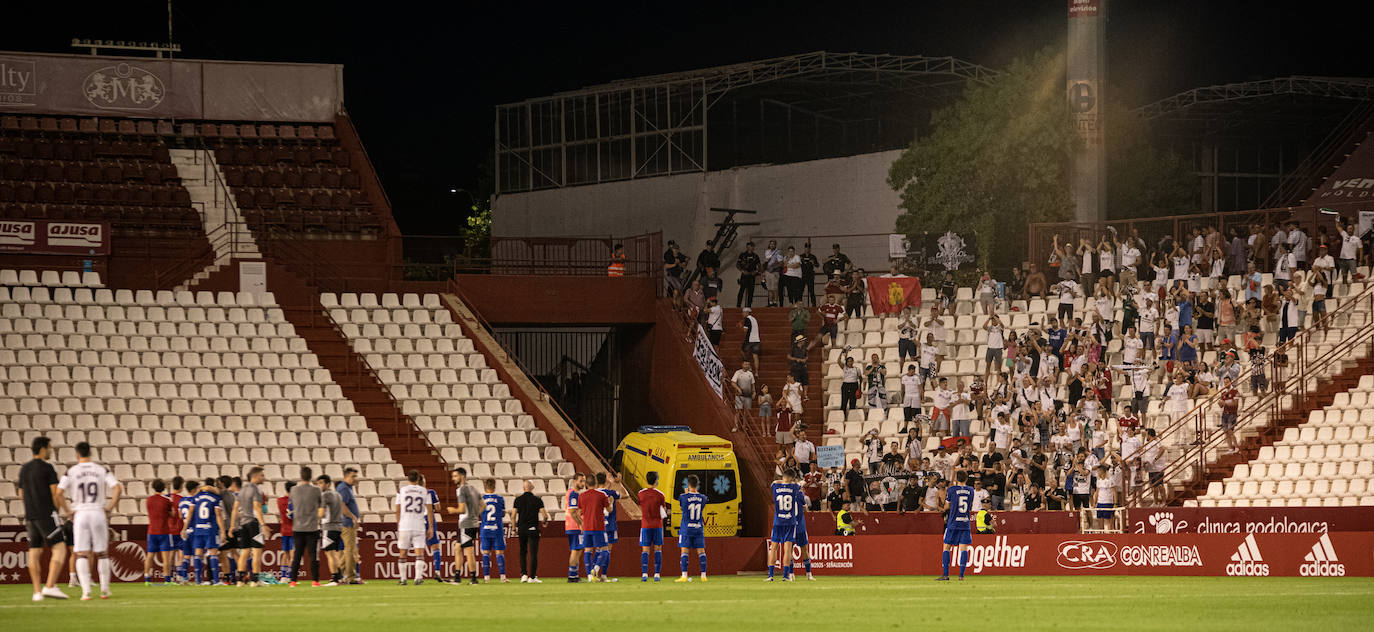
[513, 481, 550, 581]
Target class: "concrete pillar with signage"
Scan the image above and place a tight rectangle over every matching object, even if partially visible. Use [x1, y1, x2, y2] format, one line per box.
[1068, 0, 1106, 223]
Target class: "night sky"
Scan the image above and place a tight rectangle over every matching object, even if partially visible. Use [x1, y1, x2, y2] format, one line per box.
[8, 1, 1370, 234]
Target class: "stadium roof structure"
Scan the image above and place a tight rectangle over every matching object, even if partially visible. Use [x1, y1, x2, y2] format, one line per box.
[1134, 76, 1374, 133]
[495, 51, 997, 193]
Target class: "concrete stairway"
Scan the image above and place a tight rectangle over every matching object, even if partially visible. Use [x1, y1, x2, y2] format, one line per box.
[717, 306, 825, 464]
[265, 263, 452, 500]
[168, 148, 260, 291]
[1176, 351, 1374, 504]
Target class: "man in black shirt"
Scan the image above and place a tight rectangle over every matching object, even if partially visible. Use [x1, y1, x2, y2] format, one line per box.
[823, 243, 851, 278]
[696, 240, 719, 278]
[18, 436, 69, 601]
[1028, 444, 1048, 489]
[735, 242, 761, 308]
[843, 460, 867, 505]
[800, 243, 820, 306]
[825, 482, 846, 512]
[985, 463, 1008, 510]
[1044, 486, 1067, 511]
[512, 481, 549, 583]
[663, 241, 688, 301]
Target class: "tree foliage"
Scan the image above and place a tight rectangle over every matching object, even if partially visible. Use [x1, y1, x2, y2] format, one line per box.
[1105, 101, 1198, 220]
[889, 47, 1076, 272]
[889, 47, 1198, 271]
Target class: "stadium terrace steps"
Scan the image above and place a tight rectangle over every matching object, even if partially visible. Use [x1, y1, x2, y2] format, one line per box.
[167, 149, 260, 292]
[653, 300, 775, 535]
[268, 267, 452, 501]
[717, 307, 826, 449]
[1182, 351, 1374, 505]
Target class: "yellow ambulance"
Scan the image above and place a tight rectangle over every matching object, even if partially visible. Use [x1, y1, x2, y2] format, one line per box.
[612, 426, 741, 537]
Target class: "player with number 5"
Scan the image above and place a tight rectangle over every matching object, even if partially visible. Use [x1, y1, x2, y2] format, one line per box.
[937, 470, 975, 581]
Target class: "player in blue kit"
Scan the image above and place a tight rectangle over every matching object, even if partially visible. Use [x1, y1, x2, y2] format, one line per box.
[564, 473, 586, 582]
[596, 472, 623, 582]
[766, 469, 801, 581]
[791, 482, 815, 581]
[176, 480, 198, 583]
[937, 470, 975, 581]
[675, 475, 708, 583]
[187, 482, 227, 585]
[479, 479, 511, 583]
[419, 474, 443, 580]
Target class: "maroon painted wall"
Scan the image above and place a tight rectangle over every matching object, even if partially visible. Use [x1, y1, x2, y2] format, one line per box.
[453, 275, 657, 324]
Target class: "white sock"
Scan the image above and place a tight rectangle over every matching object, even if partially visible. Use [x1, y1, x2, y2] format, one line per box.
[76, 557, 92, 594]
[415, 559, 425, 582]
[98, 557, 111, 593]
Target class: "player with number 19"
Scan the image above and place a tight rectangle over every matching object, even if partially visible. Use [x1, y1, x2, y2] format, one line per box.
[675, 475, 708, 583]
[56, 442, 122, 600]
[766, 469, 800, 581]
[479, 478, 511, 582]
[938, 470, 975, 581]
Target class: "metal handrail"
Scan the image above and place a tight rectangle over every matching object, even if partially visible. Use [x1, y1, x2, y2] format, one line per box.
[1129, 281, 1374, 506]
[445, 278, 614, 471]
[1261, 101, 1374, 208]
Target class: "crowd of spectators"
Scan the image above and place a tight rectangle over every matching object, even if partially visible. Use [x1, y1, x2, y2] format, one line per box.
[660, 213, 1366, 516]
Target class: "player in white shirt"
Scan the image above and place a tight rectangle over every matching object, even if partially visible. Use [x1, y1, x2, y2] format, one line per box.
[56, 442, 121, 600]
[394, 471, 436, 585]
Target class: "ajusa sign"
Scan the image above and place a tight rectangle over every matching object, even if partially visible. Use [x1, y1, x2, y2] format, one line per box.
[0, 220, 109, 255]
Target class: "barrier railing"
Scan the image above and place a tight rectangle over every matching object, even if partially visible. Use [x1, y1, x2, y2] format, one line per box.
[445, 278, 614, 472]
[1129, 281, 1374, 506]
[1027, 201, 1370, 271]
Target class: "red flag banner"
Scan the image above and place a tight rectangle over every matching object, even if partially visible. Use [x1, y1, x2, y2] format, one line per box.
[866, 276, 921, 315]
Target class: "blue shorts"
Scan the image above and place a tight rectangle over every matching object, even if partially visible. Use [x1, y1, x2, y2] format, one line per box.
[679, 529, 705, 550]
[792, 523, 809, 548]
[581, 530, 607, 549]
[567, 530, 583, 551]
[191, 532, 221, 552]
[1096, 502, 1115, 519]
[427, 532, 441, 547]
[480, 532, 506, 551]
[606, 529, 618, 544]
[146, 534, 173, 553]
[280, 535, 294, 552]
[639, 527, 664, 547]
[770, 523, 795, 544]
[942, 528, 972, 546]
[178, 535, 194, 555]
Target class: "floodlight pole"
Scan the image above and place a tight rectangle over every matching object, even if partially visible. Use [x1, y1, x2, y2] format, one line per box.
[1068, 0, 1107, 223]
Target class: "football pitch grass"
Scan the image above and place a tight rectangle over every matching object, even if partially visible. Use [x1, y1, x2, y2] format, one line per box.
[4, 575, 1373, 630]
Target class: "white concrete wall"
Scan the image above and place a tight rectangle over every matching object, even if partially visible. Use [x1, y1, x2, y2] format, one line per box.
[493, 150, 905, 304]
